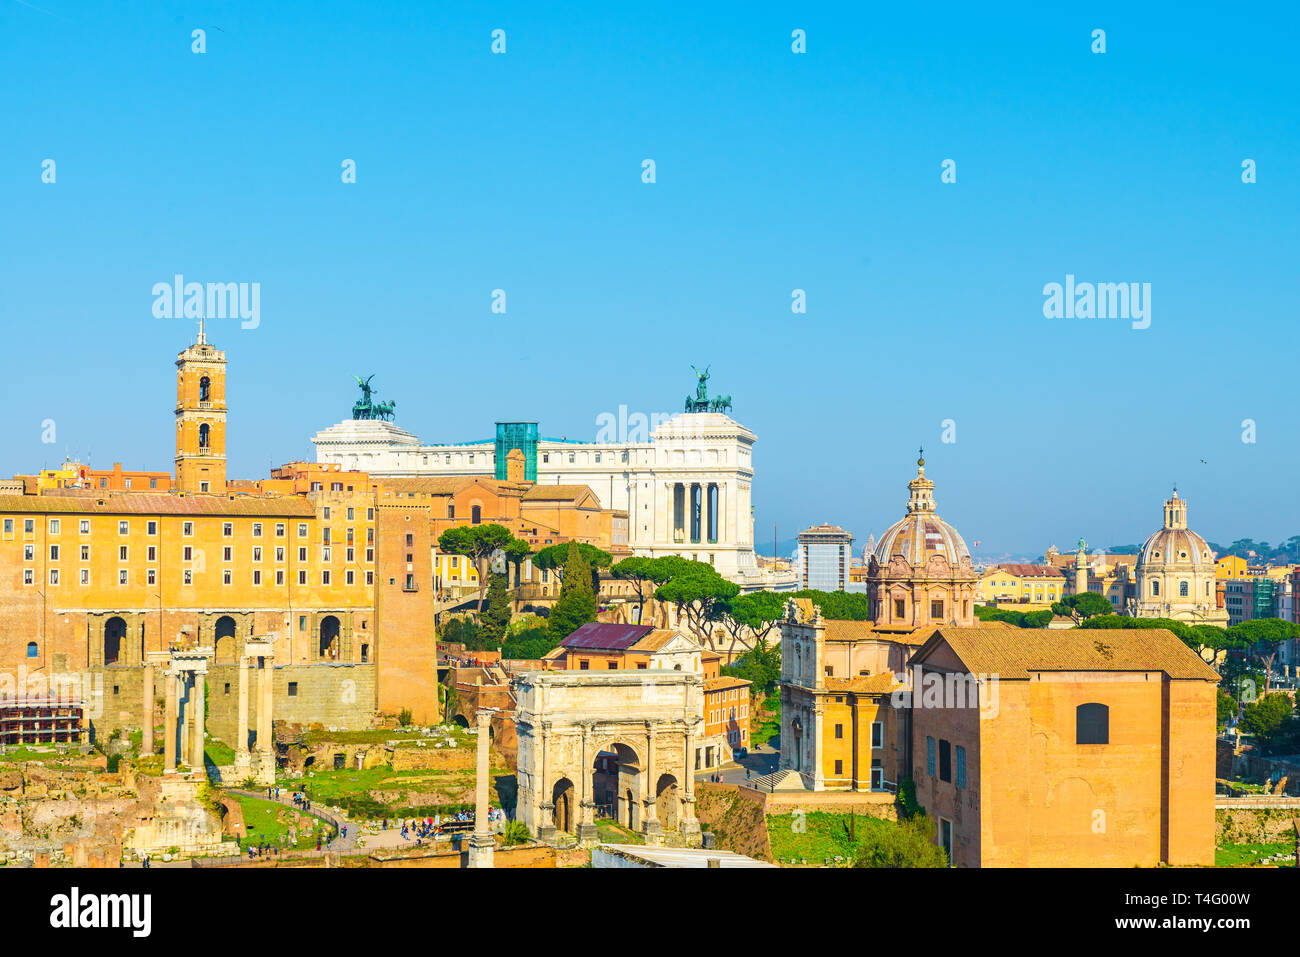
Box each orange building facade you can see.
[909,626,1218,867]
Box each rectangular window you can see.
[223,569,232,585]
[223,546,233,562]
[926,736,935,776]
[322,570,331,585]
[183,546,192,561]
[4,519,13,534]
[147,569,155,586]
[119,545,128,561]
[49,544,59,561]
[366,570,373,585]
[275,569,285,586]
[182,521,193,536]
[23,570,33,585]
[80,569,89,585]
[346,570,355,585]
[23,544,33,561]
[49,569,59,585]
[834,723,843,739]
[930,600,944,619]
[183,569,192,585]
[48,519,60,534]
[276,547,285,562]
[894,598,906,618]
[287,682,298,697]
[253,570,261,585]
[223,522,233,537]
[834,759,843,775]
[80,545,90,561]
[147,520,157,535]
[298,523,308,537]
[252,546,262,562]
[956,746,967,787]
[276,523,285,537]
[147,545,156,561]
[939,739,952,783]
[298,570,307,585]
[252,522,262,537]
[119,521,129,535]
[120,570,129,585]
[871,721,883,749]
[346,507,354,521]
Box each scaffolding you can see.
[0,698,85,746]
[495,422,539,482]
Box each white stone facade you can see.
[313,412,786,589]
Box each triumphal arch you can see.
[514,671,703,846]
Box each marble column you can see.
[681,722,701,842]
[235,654,250,768]
[192,673,205,771]
[577,725,597,843]
[163,670,177,773]
[467,710,495,868]
[141,663,155,756]
[641,725,661,841]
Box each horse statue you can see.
[372,399,397,421]
[711,394,732,414]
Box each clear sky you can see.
[2,1,1295,558]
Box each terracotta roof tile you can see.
[913,627,1220,681]
[823,673,899,694]
[0,493,313,517]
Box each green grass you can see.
[749,697,781,749]
[1215,841,1296,867]
[235,795,323,850]
[595,818,644,845]
[294,761,512,817]
[766,810,947,868]
[204,737,236,767]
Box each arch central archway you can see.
[552,777,575,833]
[593,742,641,828]
[104,617,126,666]
[655,773,680,831]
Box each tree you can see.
[1227,618,1299,695]
[479,573,513,646]
[654,560,740,650]
[722,636,781,696]
[1238,692,1295,746]
[789,589,872,620]
[1216,688,1237,726]
[503,537,532,587]
[533,541,613,593]
[611,556,675,623]
[438,524,514,613]
[717,591,785,659]
[547,542,598,641]
[1050,591,1111,623]
[853,814,948,868]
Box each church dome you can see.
[873,455,972,570]
[1137,491,1215,569]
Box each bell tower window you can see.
[199,423,210,449]
[199,375,211,402]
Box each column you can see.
[257,655,272,757]
[141,663,155,756]
[812,705,825,790]
[235,654,250,767]
[163,670,177,773]
[537,722,556,842]
[577,725,597,842]
[192,672,205,771]
[178,675,191,767]
[682,723,699,832]
[642,725,660,839]
[467,710,496,867]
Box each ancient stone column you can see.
[163,670,177,773]
[177,675,190,768]
[235,654,250,768]
[141,663,155,756]
[257,655,272,756]
[467,710,495,868]
[192,672,205,771]
[577,725,597,843]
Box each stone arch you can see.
[452,713,469,728]
[104,616,126,666]
[214,615,238,663]
[552,777,576,833]
[655,773,680,831]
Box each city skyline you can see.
[4,2,1295,555]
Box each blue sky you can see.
[2,1,1296,558]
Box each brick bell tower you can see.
[174,319,227,494]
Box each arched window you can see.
[471,505,482,524]
[1077,703,1109,744]
[26,642,37,659]
[199,376,211,402]
[198,423,210,449]
[1152,580,1159,596]
[1179,581,1189,597]
[447,503,455,519]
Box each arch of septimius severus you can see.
[514,670,703,846]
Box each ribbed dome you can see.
[1138,527,1214,568]
[873,455,971,569]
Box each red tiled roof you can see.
[561,622,655,651]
